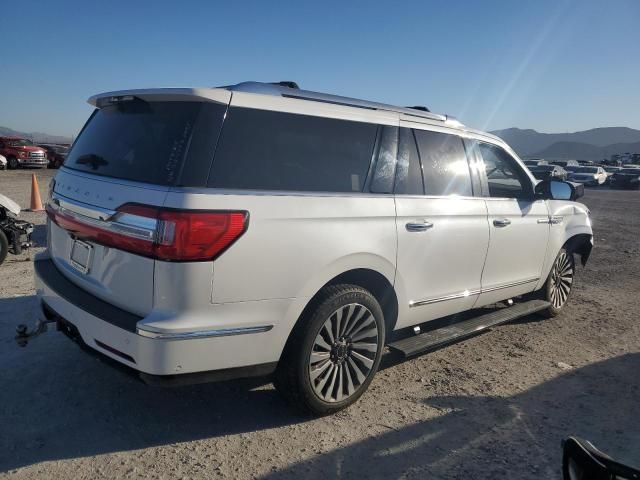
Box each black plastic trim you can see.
[35,258,142,332]
[139,362,278,387]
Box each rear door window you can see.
[413,129,473,196]
[65,100,227,186]
[208,108,377,192]
[394,128,424,195]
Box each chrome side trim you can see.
[136,325,274,340]
[479,277,540,293]
[409,277,540,308]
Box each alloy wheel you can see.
[308,303,379,403]
[550,251,574,308]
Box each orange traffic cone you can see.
[29,173,44,212]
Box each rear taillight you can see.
[46,202,248,262]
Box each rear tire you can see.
[0,230,8,265]
[274,284,385,415]
[536,248,575,318]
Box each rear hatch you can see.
[47,90,229,316]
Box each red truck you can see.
[0,136,48,169]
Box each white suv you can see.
[33,82,593,414]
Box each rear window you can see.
[208,108,377,192]
[65,100,226,186]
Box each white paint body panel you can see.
[34,85,594,380]
[394,196,489,328]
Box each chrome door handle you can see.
[406,221,434,232]
[493,218,511,227]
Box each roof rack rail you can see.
[270,81,299,89]
[406,106,430,112]
[223,82,451,123]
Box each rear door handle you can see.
[406,221,434,232]
[493,218,511,227]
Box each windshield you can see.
[604,167,620,172]
[53,146,69,154]
[575,167,598,173]
[65,100,226,186]
[533,165,554,171]
[7,139,34,147]
[620,169,640,174]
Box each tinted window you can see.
[65,101,226,186]
[369,126,398,194]
[394,128,424,195]
[209,108,377,192]
[478,143,531,199]
[414,130,472,196]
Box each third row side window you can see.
[208,108,378,192]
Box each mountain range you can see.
[490,127,640,161]
[0,126,72,145]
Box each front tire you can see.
[7,157,18,170]
[275,284,385,415]
[538,248,575,317]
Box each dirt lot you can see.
[1,168,639,479]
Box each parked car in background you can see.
[30,82,593,415]
[551,160,580,169]
[609,168,640,189]
[524,159,548,167]
[0,154,6,170]
[603,166,621,184]
[568,166,607,186]
[530,164,568,181]
[38,144,69,169]
[0,137,47,169]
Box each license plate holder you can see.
[70,239,93,274]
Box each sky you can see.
[1,0,639,137]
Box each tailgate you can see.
[48,169,169,316]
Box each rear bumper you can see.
[34,257,289,382]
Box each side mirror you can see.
[535,179,583,201]
[563,437,640,480]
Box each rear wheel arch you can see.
[287,268,398,347]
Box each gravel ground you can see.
[1,169,639,479]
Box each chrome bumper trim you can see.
[136,325,274,340]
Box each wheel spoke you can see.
[344,363,355,396]
[351,350,374,369]
[343,307,368,337]
[334,308,343,340]
[352,342,377,353]
[314,334,332,351]
[323,320,335,344]
[335,365,345,402]
[351,326,378,342]
[310,359,332,381]
[324,363,340,401]
[346,313,373,339]
[310,351,330,364]
[315,363,335,392]
[347,357,366,384]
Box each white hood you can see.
[0,193,21,216]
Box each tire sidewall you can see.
[0,229,8,265]
[296,288,385,414]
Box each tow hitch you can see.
[15,318,57,347]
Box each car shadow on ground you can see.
[0,295,306,473]
[261,352,640,479]
[2,295,637,476]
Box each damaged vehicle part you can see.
[0,193,34,265]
